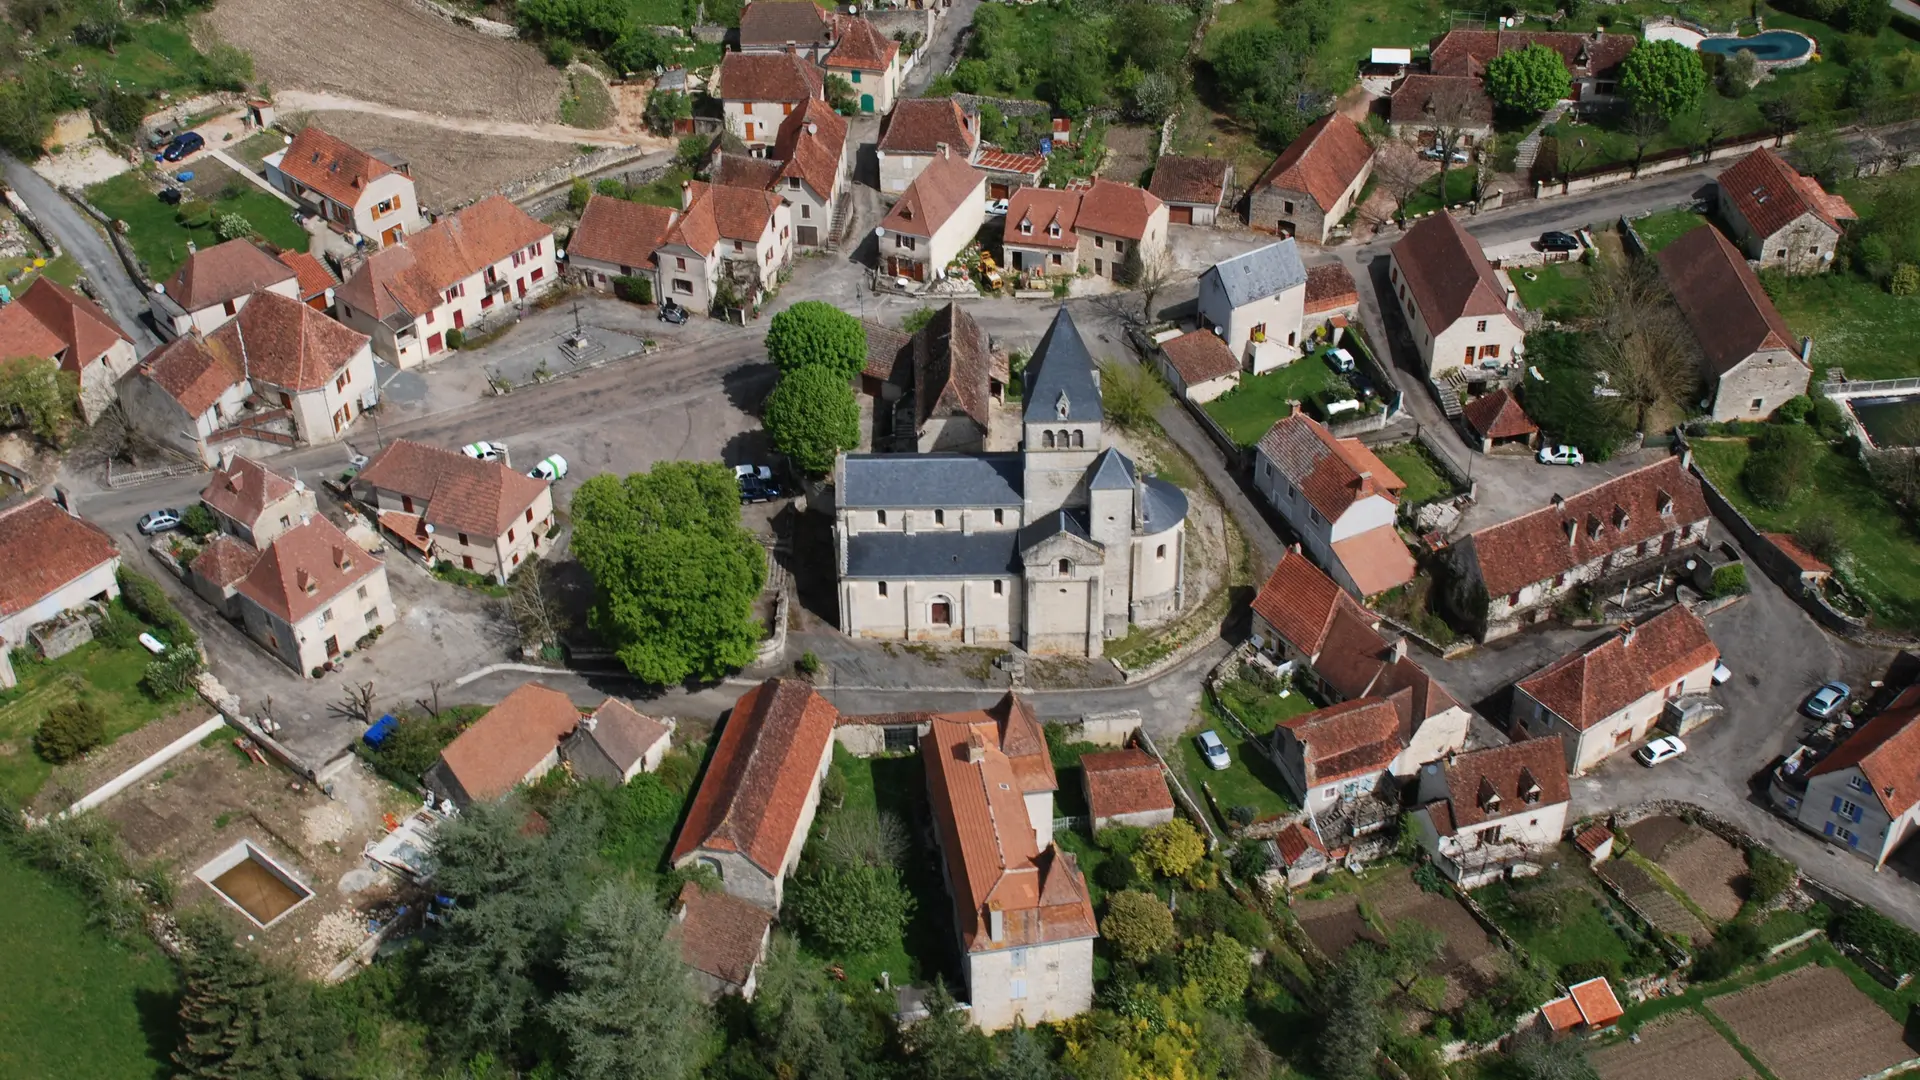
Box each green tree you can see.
[173,910,345,1079]
[993,1023,1060,1080]
[1132,818,1204,879]
[0,356,80,442]
[607,28,673,75]
[571,462,768,685]
[1746,846,1796,905]
[215,213,254,241]
[1101,889,1176,963]
[908,981,996,1080]
[1721,47,1761,97]
[1094,359,1168,432]
[784,860,913,954]
[766,300,867,381]
[763,365,859,476]
[1131,70,1179,126]
[901,305,938,335]
[71,0,130,52]
[569,177,592,212]
[547,877,707,1080]
[34,698,108,764]
[1316,958,1385,1080]
[1484,43,1573,114]
[1182,931,1253,1006]
[1846,0,1893,33]
[0,64,77,159]
[825,74,857,113]
[1620,39,1708,120]
[643,89,692,136]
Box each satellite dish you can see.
[874,226,886,237]
[154,283,166,294]
[424,524,435,534]
[282,135,292,145]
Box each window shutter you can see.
[1848,832,1859,849]
[1832,796,1844,813]
[1824,822,1835,836]
[1852,803,1864,823]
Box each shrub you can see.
[785,861,913,954]
[1712,562,1749,597]
[1794,517,1844,562]
[1103,890,1176,963]
[1831,903,1920,973]
[1230,840,1270,880]
[1133,818,1205,880]
[1412,862,1449,895]
[35,698,108,763]
[1691,921,1764,981]
[179,502,217,538]
[568,177,590,213]
[796,650,821,675]
[1746,845,1796,905]
[1742,423,1817,509]
[214,213,253,242]
[445,328,465,350]
[544,38,574,66]
[1181,932,1252,1006]
[1810,397,1847,436]
[1891,264,1920,297]
[1229,805,1257,826]
[1775,395,1814,424]
[612,275,653,304]
[1559,958,1621,986]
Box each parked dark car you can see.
[658,298,689,324]
[158,187,183,205]
[159,131,204,162]
[1539,230,1582,252]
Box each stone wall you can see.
[511,151,674,218]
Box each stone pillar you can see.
[1085,571,1103,658]
[962,580,977,644]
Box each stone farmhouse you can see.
[228,514,395,678]
[1389,29,1636,145]
[877,148,985,284]
[1388,74,1495,149]
[1791,685,1920,867]
[1411,737,1571,887]
[0,277,137,424]
[856,303,1011,453]
[1148,154,1233,226]
[1272,697,1409,809]
[1002,179,1168,285]
[1659,225,1811,422]
[150,238,299,340]
[1154,329,1241,405]
[1388,213,1523,379]
[200,452,317,548]
[0,497,121,690]
[833,309,1189,657]
[1715,147,1856,275]
[1252,406,1417,599]
[561,699,674,786]
[877,97,978,194]
[1197,239,1308,372]
[1512,603,1720,774]
[717,50,825,149]
[353,439,555,585]
[265,127,423,249]
[428,682,583,807]
[1444,454,1711,640]
[1248,113,1375,244]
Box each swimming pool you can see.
[1698,30,1815,62]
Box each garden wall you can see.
[1534,131,1797,201]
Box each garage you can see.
[1169,205,1193,225]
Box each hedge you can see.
[613,275,653,305]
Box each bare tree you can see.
[1131,246,1178,326]
[1368,141,1428,228]
[1423,80,1487,207]
[1626,111,1665,177]
[1585,259,1701,433]
[506,561,565,657]
[334,681,376,726]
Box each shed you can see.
[1079,748,1175,832]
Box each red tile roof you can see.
[277,127,399,211]
[878,97,976,155]
[662,181,722,257]
[861,318,913,382]
[1309,605,1459,727]
[1429,29,1637,79]
[235,515,383,626]
[1257,406,1407,523]
[1718,147,1856,241]
[0,498,119,620]
[718,51,824,104]
[671,882,772,986]
[973,147,1047,177]
[355,439,549,537]
[1540,996,1585,1032]
[715,153,784,190]
[1073,179,1163,242]
[1462,388,1539,440]
[1331,526,1420,598]
[737,0,829,48]
[671,678,839,877]
[1568,976,1624,1027]
[568,195,676,270]
[1422,737,1569,836]
[1159,330,1240,386]
[1149,155,1232,207]
[1250,548,1372,655]
[1517,605,1719,731]
[1254,113,1374,213]
[825,13,899,71]
[1304,262,1359,314]
[1658,225,1803,379]
[201,454,298,528]
[1005,186,1080,250]
[1807,686,1920,817]
[705,183,783,244]
[190,533,261,589]
[880,150,984,239]
[1392,213,1514,329]
[1275,821,1329,865]
[923,704,1096,953]
[1463,455,1710,598]
[1079,749,1173,821]
[276,250,336,303]
[135,334,243,416]
[773,99,848,198]
[1765,532,1832,575]
[207,289,368,392]
[0,278,131,375]
[338,196,550,319]
[437,682,581,802]
[1281,697,1405,787]
[1574,822,1614,856]
[913,303,992,431]
[163,239,299,313]
[1389,74,1494,127]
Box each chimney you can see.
[219,445,236,472]
[935,141,950,159]
[580,712,598,732]
[1621,621,1638,645]
[987,906,1005,942]
[966,729,987,764]
[1550,493,1565,510]
[1389,637,1409,663]
[681,180,694,210]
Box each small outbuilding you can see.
[1155,330,1241,405]
[562,698,674,785]
[1461,388,1540,453]
[1274,821,1332,887]
[669,882,773,1001]
[1079,748,1175,832]
[1538,976,1624,1037]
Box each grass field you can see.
[86,167,309,282]
[1631,208,1715,254]
[1202,352,1344,447]
[51,19,218,99]
[1404,169,1476,218]
[1478,880,1639,977]
[1764,271,1920,382]
[0,253,81,291]
[227,130,290,174]
[1375,441,1457,508]
[1180,699,1299,824]
[1508,260,1590,315]
[1690,436,1920,633]
[0,852,177,1080]
[1213,672,1319,736]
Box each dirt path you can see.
[273,91,647,148]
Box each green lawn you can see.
[1213,672,1319,736]
[52,19,214,99]
[227,130,290,174]
[1179,706,1298,824]
[0,608,196,807]
[0,253,81,291]
[1631,208,1715,254]
[1764,271,1920,382]
[1507,260,1590,316]
[1374,441,1456,508]
[1691,436,1920,632]
[1202,351,1344,447]
[1403,169,1476,218]
[1476,881,1640,977]
[0,851,177,1079]
[1208,0,1448,93]
[86,168,308,282]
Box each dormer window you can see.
[1019,217,1032,235]
[1047,222,1061,238]
[1613,505,1629,530]
[1565,519,1578,545]
[1657,489,1674,516]
[1519,768,1542,804]
[1587,514,1603,540]
[1477,775,1501,813]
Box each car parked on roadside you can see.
[1539,230,1582,252]
[1713,662,1732,685]
[985,198,1009,216]
[1196,730,1231,770]
[527,454,569,482]
[159,131,204,162]
[137,508,182,535]
[1637,736,1687,767]
[1537,444,1584,466]
[658,299,689,324]
[1804,681,1851,720]
[462,441,506,462]
[735,464,782,503]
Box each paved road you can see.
[903,0,980,97]
[2,151,160,353]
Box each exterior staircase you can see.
[1432,368,1468,421]
[1514,102,1570,174]
[825,191,854,253]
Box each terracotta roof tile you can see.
[671,678,839,877]
[1807,687,1920,816]
[1250,548,1371,655]
[1464,456,1709,598]
[671,883,772,985]
[0,278,130,375]
[207,289,368,392]
[1281,697,1405,787]
[1079,749,1173,821]
[190,533,261,589]
[718,51,824,104]
[1389,74,1494,126]
[825,13,899,71]
[1149,155,1232,206]
[1765,532,1831,575]
[1429,29,1636,79]
[1331,527,1420,598]
[355,439,549,537]
[737,1,830,48]
[1540,996,1585,1032]
[1004,186,1080,249]
[1424,737,1568,835]
[201,454,298,527]
[1717,147,1855,240]
[880,150,984,238]
[662,182,721,256]
[1254,113,1374,212]
[0,498,119,619]
[1392,213,1514,328]
[1462,388,1538,440]
[714,153,784,190]
[568,195,676,270]
[162,239,297,313]
[235,515,383,626]
[1517,605,1719,731]
[1304,262,1359,314]
[1569,977,1623,1027]
[437,682,581,802]
[1658,225,1803,378]
[276,250,336,303]
[1307,607,1459,728]
[914,303,992,431]
[277,127,398,211]
[1159,330,1239,386]
[1072,179,1162,242]
[861,319,913,382]
[878,97,976,155]
[1574,822,1614,856]
[135,334,244,416]
[773,99,848,197]
[1257,408,1406,523]
[973,147,1046,177]
[706,184,783,244]
[1275,821,1328,865]
[339,197,549,319]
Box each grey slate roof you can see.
[1023,308,1103,424]
[845,530,1022,578]
[840,453,1023,508]
[1140,477,1189,534]
[1018,509,1097,553]
[1088,448,1135,490]
[1203,240,1308,309]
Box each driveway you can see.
[2,151,160,353]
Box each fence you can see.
[1137,727,1220,850]
[1821,376,1920,400]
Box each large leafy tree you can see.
[1208,26,1324,148]
[1620,39,1708,120]
[1484,43,1572,114]
[1181,931,1253,1007]
[906,981,996,1080]
[763,364,859,476]
[571,461,768,685]
[766,300,867,381]
[173,910,346,1079]
[1100,889,1175,963]
[784,861,914,954]
[547,878,706,1080]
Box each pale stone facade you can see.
[1197,241,1309,372]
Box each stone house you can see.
[1793,685,1920,867]
[265,127,423,248]
[199,452,317,547]
[769,101,849,247]
[1148,155,1232,227]
[1411,737,1570,887]
[822,13,903,114]
[0,498,120,690]
[352,439,555,584]
[1461,388,1540,453]
[1002,186,1081,278]
[335,196,556,367]
[1658,225,1810,422]
[717,51,825,148]
[1387,214,1523,378]
[1387,75,1495,149]
[877,148,985,283]
[1444,454,1711,641]
[1429,29,1637,107]
[856,303,1008,452]
[1079,749,1175,832]
[187,534,260,618]
[1196,239,1308,372]
[428,682,582,806]
[0,278,137,424]
[560,698,674,785]
[1272,697,1406,808]
[1154,330,1241,405]
[876,97,978,194]
[923,696,1097,1031]
[566,195,678,295]
[1071,179,1169,284]
[1512,603,1721,774]
[1252,407,1416,599]
[1248,113,1375,243]
[233,515,395,677]
[1715,147,1856,275]
[737,0,836,59]
[149,239,299,340]
[671,678,838,911]
[116,335,253,466]
[670,883,773,1001]
[1274,822,1332,887]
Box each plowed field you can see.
[1709,965,1916,1080]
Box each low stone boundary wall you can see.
[1535,130,1795,200]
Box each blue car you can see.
[159,131,204,162]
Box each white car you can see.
[138,632,168,655]
[462,441,505,462]
[1196,730,1231,771]
[1636,736,1686,767]
[985,198,1009,216]
[527,454,569,482]
[1537,444,1585,466]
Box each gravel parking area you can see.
[1592,1012,1753,1080]
[1708,965,1917,1080]
[1660,827,1749,923]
